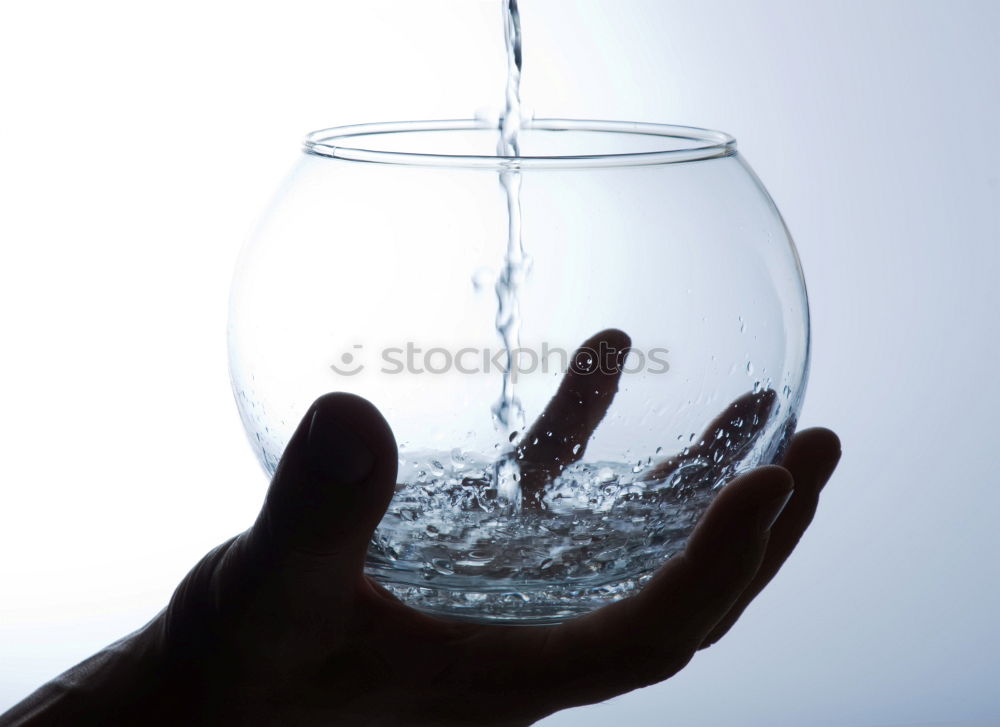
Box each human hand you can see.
[1,339,840,727]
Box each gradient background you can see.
[1,1,998,725]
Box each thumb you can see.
[253,392,398,569]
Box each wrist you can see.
[1,616,176,726]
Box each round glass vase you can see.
[228,119,810,623]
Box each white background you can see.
[1,1,998,725]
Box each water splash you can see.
[366,440,760,620]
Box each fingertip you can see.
[793,427,842,458]
[783,427,842,490]
[712,465,794,514]
[572,328,633,376]
[751,463,795,488]
[259,392,398,558]
[584,327,631,350]
[308,392,398,457]
[302,390,399,506]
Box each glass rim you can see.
[303,118,737,169]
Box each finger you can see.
[181,395,397,659]
[518,328,631,498]
[250,392,398,570]
[699,427,841,648]
[534,465,793,705]
[644,388,778,485]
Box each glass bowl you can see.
[228,119,809,622]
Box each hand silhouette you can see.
[1,335,840,727]
[515,329,782,511]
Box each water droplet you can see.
[432,558,455,575]
[572,443,582,455]
[655,446,663,454]
[746,360,754,375]
[471,267,495,292]
[508,430,519,442]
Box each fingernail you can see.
[757,488,794,534]
[305,406,375,485]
